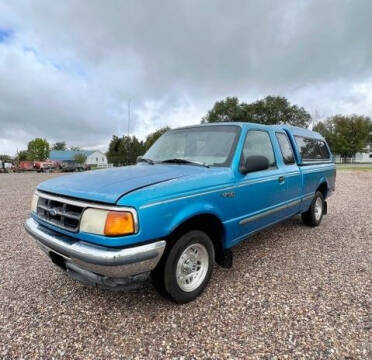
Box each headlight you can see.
[31,193,39,213]
[80,208,136,236]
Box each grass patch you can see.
[336,165,372,171]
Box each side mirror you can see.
[136,156,143,163]
[240,155,269,174]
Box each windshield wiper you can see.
[161,158,209,168]
[137,157,155,165]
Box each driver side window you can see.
[241,130,276,168]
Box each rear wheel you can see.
[302,191,324,227]
[152,230,214,304]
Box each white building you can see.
[49,150,109,167]
[334,143,372,163]
[354,143,372,163]
[85,151,108,166]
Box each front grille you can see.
[36,195,84,232]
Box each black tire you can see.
[302,191,324,227]
[151,230,214,304]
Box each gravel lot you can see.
[0,171,371,359]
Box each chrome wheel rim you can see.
[314,197,323,221]
[176,243,209,292]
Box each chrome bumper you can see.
[25,218,166,283]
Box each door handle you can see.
[278,176,285,183]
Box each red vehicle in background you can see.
[18,161,35,171]
[17,160,60,172]
[33,160,60,172]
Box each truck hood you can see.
[37,163,210,204]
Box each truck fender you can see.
[167,200,224,235]
[317,176,329,192]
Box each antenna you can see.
[127,99,131,136]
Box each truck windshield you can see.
[143,125,241,167]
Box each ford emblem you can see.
[49,209,57,217]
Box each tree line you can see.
[106,96,371,164]
[203,96,371,159]
[313,115,372,158]
[8,127,170,165]
[202,96,311,128]
[107,127,169,166]
[12,140,86,163]
[2,95,370,164]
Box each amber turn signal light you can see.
[104,211,135,236]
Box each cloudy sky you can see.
[0,0,371,155]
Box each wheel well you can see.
[317,182,328,199]
[168,214,225,260]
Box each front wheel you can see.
[302,191,324,227]
[152,230,214,304]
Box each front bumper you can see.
[25,218,166,289]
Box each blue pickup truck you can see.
[25,123,336,303]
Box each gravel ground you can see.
[0,172,371,359]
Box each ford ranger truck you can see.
[25,123,336,303]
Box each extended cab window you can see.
[317,140,330,159]
[241,130,276,168]
[276,132,295,165]
[295,136,330,161]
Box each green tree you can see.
[120,136,145,165]
[70,146,81,151]
[202,97,244,123]
[52,142,66,151]
[313,120,333,148]
[202,96,311,128]
[245,96,311,127]
[106,136,122,166]
[312,121,328,136]
[144,127,170,151]
[73,153,87,164]
[107,135,145,166]
[314,115,371,157]
[16,150,30,162]
[27,138,50,161]
[0,154,12,161]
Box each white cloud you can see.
[135,96,205,141]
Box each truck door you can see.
[275,131,302,216]
[232,129,290,242]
